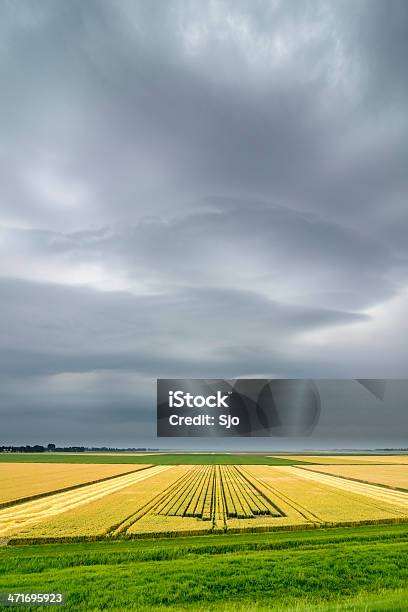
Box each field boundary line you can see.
[0,466,172,538]
[233,466,283,517]
[8,516,408,545]
[298,466,408,493]
[287,467,408,516]
[154,467,199,516]
[239,466,323,524]
[158,466,204,517]
[0,464,155,511]
[107,466,198,535]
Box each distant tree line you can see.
[0,444,159,453]
[0,445,84,453]
[376,448,408,451]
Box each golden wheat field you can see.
[245,466,408,523]
[0,465,170,538]
[4,465,192,540]
[280,455,408,464]
[0,463,151,507]
[1,461,408,543]
[302,464,408,490]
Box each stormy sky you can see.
[1,0,407,449]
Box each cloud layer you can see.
[1,1,407,447]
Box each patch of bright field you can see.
[302,464,408,490]
[0,463,151,507]
[279,455,408,465]
[4,463,408,544]
[6,466,192,541]
[245,465,408,524]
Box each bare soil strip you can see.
[0,465,171,537]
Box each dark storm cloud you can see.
[1,0,407,447]
[0,277,366,380]
[1,201,400,310]
[1,1,408,232]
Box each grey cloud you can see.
[1,201,399,310]
[1,0,407,447]
[1,1,407,234]
[0,277,365,380]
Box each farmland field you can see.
[1,524,407,611]
[245,465,408,524]
[1,457,408,543]
[0,466,175,540]
[0,463,152,508]
[2,466,192,540]
[282,454,408,464]
[301,464,408,491]
[0,454,407,611]
[0,453,304,465]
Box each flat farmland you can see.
[1,525,407,612]
[126,465,310,536]
[0,453,304,465]
[281,454,408,464]
[3,465,191,541]
[0,463,152,508]
[345,455,408,464]
[1,458,298,541]
[245,466,408,524]
[1,456,407,612]
[302,464,408,491]
[3,465,309,542]
[2,460,408,544]
[0,465,171,539]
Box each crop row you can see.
[6,464,407,543]
[0,463,149,508]
[301,465,408,492]
[143,465,284,525]
[220,466,283,519]
[156,465,214,519]
[245,466,408,524]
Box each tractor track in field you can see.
[298,466,408,493]
[283,467,408,516]
[110,465,290,536]
[0,465,154,511]
[239,466,324,524]
[0,465,171,537]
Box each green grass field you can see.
[1,525,407,611]
[0,453,305,465]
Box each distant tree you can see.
[47,443,56,451]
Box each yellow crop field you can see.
[279,455,408,465]
[0,465,173,539]
[284,467,408,512]
[127,513,212,536]
[113,465,314,536]
[302,465,408,490]
[224,465,313,531]
[0,463,150,507]
[3,461,408,544]
[245,466,408,524]
[347,456,408,464]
